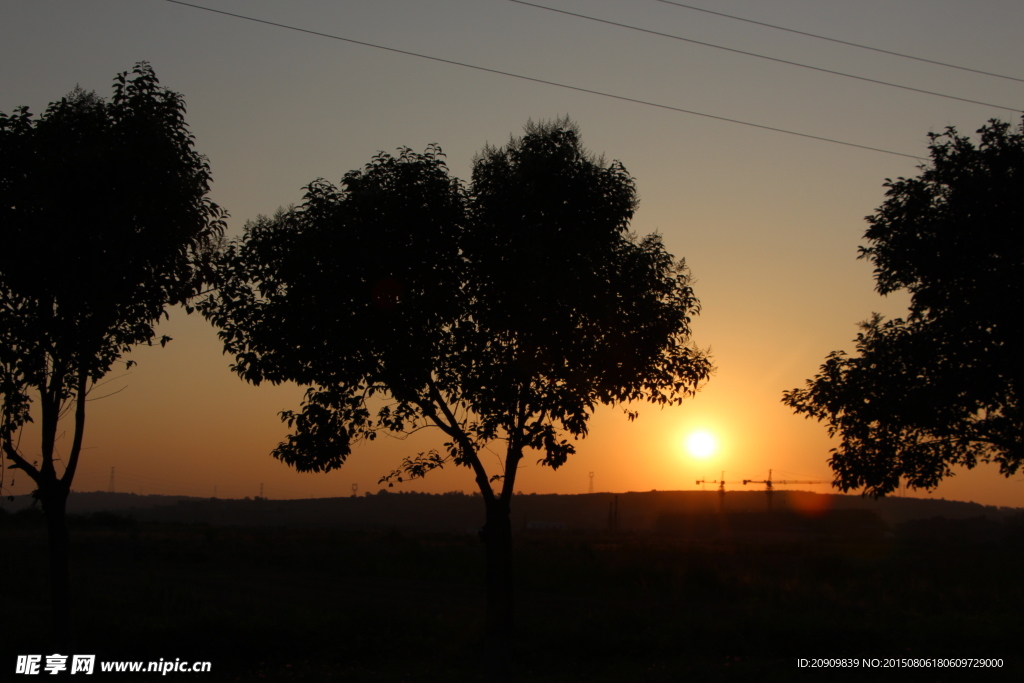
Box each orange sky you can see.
[3,0,1023,508]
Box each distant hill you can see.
[3,491,199,514]
[3,489,1020,534]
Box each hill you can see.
[4,488,1019,534]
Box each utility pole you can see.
[607,494,619,532]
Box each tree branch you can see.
[39,357,64,480]
[60,372,88,488]
[499,403,529,504]
[2,435,41,487]
[425,377,495,505]
[380,424,435,439]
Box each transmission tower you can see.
[588,471,594,494]
[351,483,359,497]
[108,467,115,494]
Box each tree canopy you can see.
[0,62,226,645]
[201,118,712,633]
[783,118,1024,496]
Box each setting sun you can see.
[686,431,717,459]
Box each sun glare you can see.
[686,431,717,459]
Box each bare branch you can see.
[2,435,41,486]
[84,384,129,402]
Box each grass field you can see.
[3,511,1021,681]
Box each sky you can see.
[2,0,1022,507]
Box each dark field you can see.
[3,511,1021,681]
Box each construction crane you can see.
[742,469,826,510]
[696,471,726,492]
[696,471,727,512]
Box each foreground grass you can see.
[2,514,1021,681]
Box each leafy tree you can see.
[201,119,711,635]
[783,118,1023,496]
[0,63,226,646]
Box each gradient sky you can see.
[3,0,1022,506]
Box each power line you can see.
[655,0,1024,84]
[161,1,923,160]
[508,1,1020,112]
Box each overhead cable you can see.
[508,1,1020,112]
[655,0,1024,84]
[161,0,924,160]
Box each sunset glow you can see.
[1,1,1021,509]
[686,431,717,459]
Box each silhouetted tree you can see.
[783,118,1023,497]
[201,119,711,636]
[0,63,226,647]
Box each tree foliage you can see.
[202,118,712,633]
[783,118,1024,496]
[462,121,710,466]
[208,144,467,472]
[0,63,226,644]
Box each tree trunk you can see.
[40,484,74,652]
[481,499,514,638]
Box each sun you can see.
[685,431,717,459]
